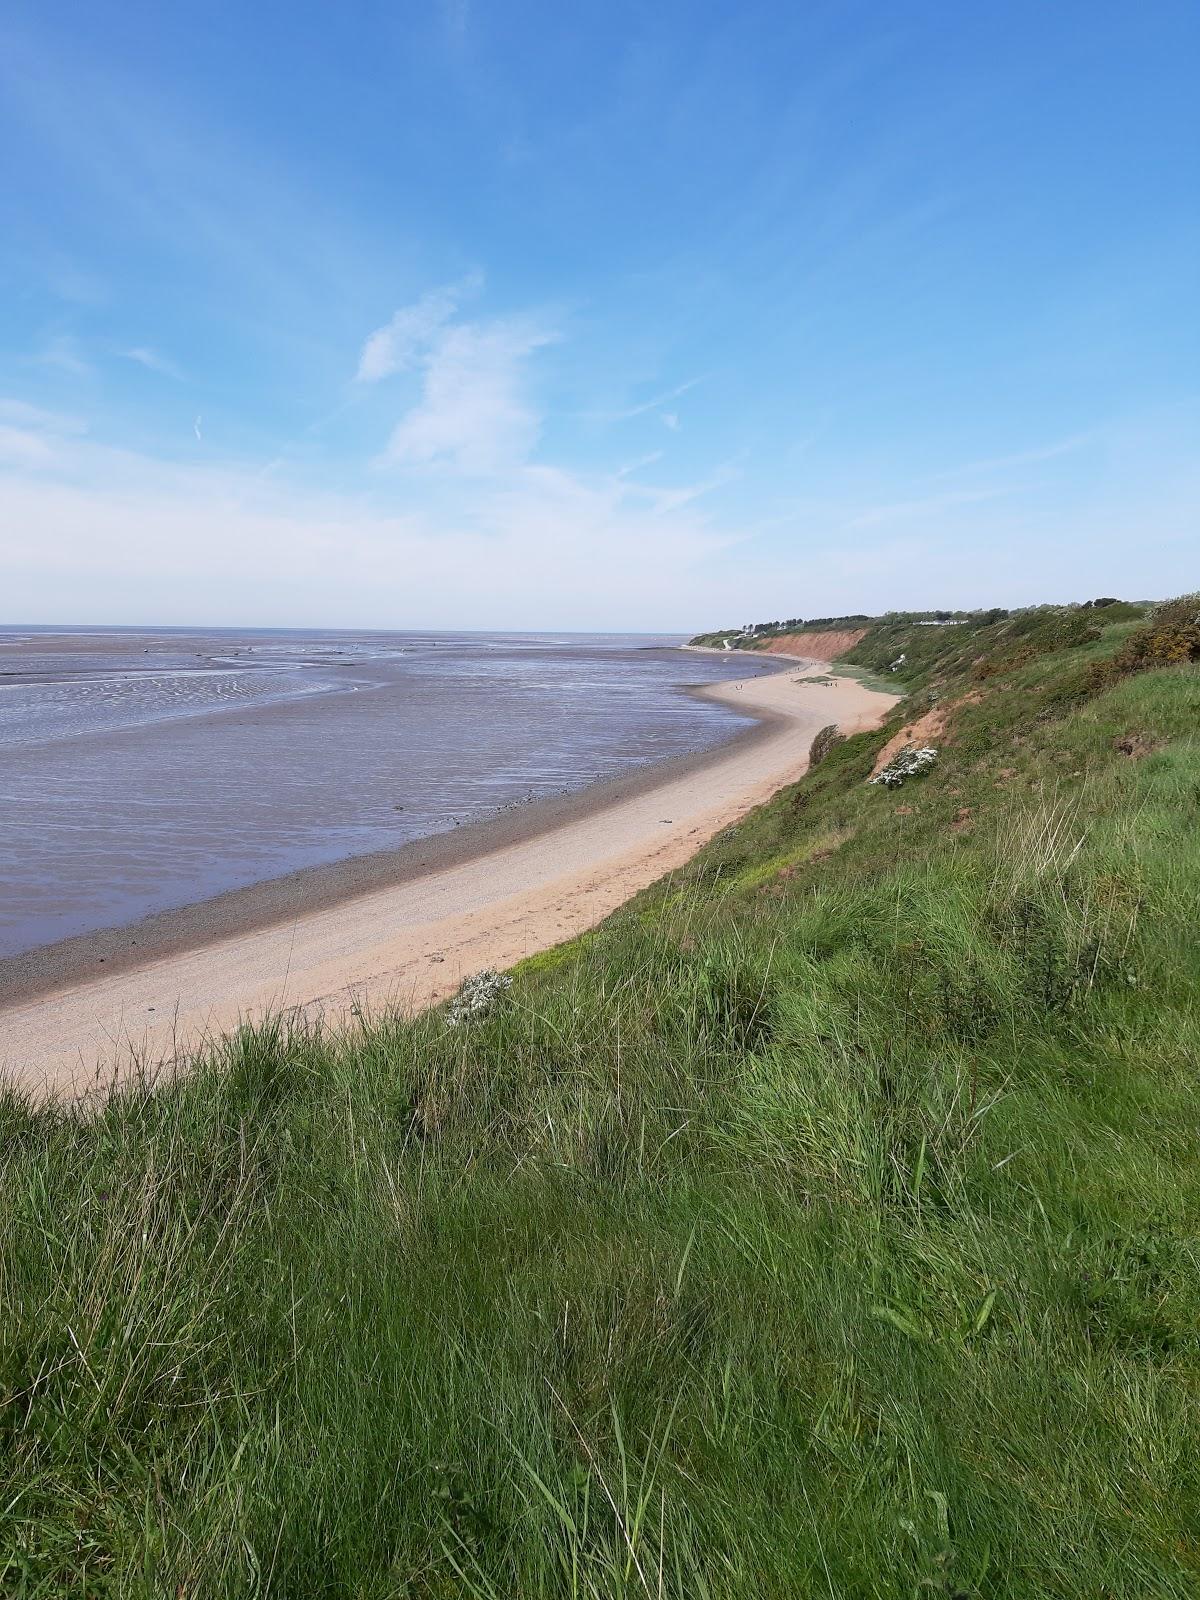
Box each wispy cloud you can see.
[384,316,556,473]
[842,434,1094,531]
[1,22,388,337]
[583,377,704,430]
[0,397,86,434]
[927,435,1091,481]
[360,280,556,475]
[0,428,743,629]
[0,425,56,468]
[355,274,482,383]
[121,345,185,380]
[626,461,742,515]
[0,396,88,469]
[846,486,1008,529]
[3,392,1197,629]
[614,377,704,420]
[36,334,92,377]
[616,450,664,477]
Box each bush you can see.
[808,724,845,767]
[1085,593,1200,694]
[869,744,938,788]
[446,968,512,1026]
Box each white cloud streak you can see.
[616,450,664,477]
[355,273,482,383]
[847,487,1008,529]
[927,435,1091,481]
[122,346,185,380]
[36,335,92,377]
[602,377,704,421]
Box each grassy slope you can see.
[3,610,1199,1597]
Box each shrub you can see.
[869,744,938,788]
[1086,593,1200,695]
[808,724,845,767]
[446,969,512,1026]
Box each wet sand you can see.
[0,660,896,1098]
[0,628,770,957]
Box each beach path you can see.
[0,663,895,1098]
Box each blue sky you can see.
[2,1,1196,629]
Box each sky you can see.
[1,1,1197,631]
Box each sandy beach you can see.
[0,658,895,1098]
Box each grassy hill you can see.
[688,599,1149,670]
[3,597,1199,1596]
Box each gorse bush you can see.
[1121,590,1200,666]
[1080,592,1200,696]
[2,601,1199,1596]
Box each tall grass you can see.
[2,635,1198,1595]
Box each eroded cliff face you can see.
[753,629,869,661]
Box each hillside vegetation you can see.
[688,598,1147,668]
[3,598,1200,1596]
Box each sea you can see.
[0,626,777,959]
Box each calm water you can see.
[0,626,775,957]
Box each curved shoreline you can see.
[0,679,785,1010]
[0,660,897,1098]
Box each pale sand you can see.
[0,661,895,1098]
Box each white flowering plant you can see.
[870,744,938,789]
[446,968,513,1027]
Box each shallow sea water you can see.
[0,627,775,957]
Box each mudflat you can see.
[0,661,895,1098]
